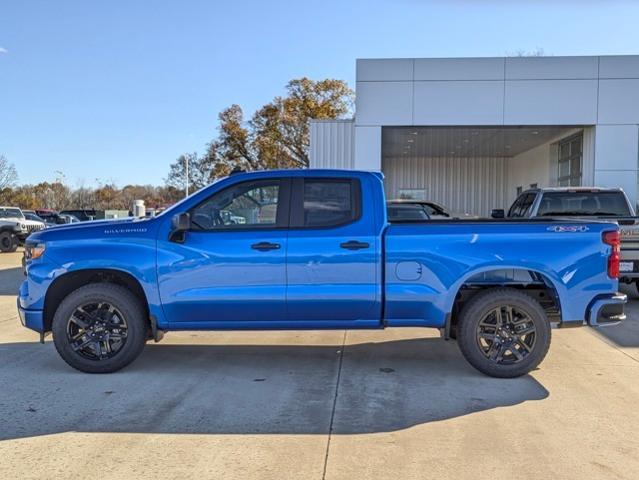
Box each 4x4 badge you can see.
[547,225,590,233]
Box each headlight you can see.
[24,243,45,261]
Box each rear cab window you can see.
[537,192,632,217]
[291,178,361,228]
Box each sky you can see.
[1,0,639,187]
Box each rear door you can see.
[286,177,381,326]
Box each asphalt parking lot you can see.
[1,250,639,479]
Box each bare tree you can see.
[0,155,18,189]
[507,48,547,57]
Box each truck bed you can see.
[383,220,618,328]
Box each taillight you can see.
[603,230,621,279]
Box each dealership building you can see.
[309,55,639,215]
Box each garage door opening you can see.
[382,126,592,216]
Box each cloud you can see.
[0,47,7,54]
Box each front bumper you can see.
[17,297,45,333]
[587,292,627,327]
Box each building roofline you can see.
[356,54,639,61]
[309,118,354,123]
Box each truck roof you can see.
[523,187,624,194]
[226,168,384,180]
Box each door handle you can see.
[340,240,370,250]
[251,241,281,251]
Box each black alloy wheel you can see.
[476,305,537,365]
[52,283,147,373]
[457,288,551,378]
[66,302,129,360]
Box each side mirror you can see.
[170,212,191,243]
[491,209,505,219]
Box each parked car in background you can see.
[0,220,22,252]
[20,210,47,237]
[387,199,479,222]
[20,169,625,377]
[37,211,79,226]
[0,206,26,222]
[492,187,639,287]
[389,199,451,219]
[0,207,28,246]
[387,202,430,222]
[35,210,62,224]
[58,213,81,224]
[59,209,99,221]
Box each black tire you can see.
[457,288,551,378]
[52,283,148,373]
[0,231,15,252]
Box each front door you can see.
[157,178,290,327]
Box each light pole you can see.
[184,155,189,198]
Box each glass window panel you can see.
[303,180,354,227]
[191,180,280,230]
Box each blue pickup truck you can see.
[19,169,626,377]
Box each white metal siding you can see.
[309,120,354,169]
[382,156,507,216]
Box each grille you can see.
[26,224,44,234]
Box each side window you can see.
[509,194,535,218]
[520,194,536,217]
[190,180,281,230]
[301,179,359,228]
[508,195,525,217]
[423,205,438,216]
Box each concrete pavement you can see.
[1,250,638,479]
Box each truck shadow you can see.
[0,336,549,440]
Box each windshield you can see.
[537,192,632,217]
[0,208,24,219]
[156,178,226,218]
[25,213,44,222]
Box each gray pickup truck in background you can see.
[492,187,639,289]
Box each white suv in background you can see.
[0,207,45,245]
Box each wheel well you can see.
[448,269,561,339]
[43,269,150,332]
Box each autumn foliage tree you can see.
[0,182,182,211]
[166,78,353,189]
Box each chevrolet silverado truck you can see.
[492,187,639,287]
[19,170,626,377]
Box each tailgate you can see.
[616,218,639,271]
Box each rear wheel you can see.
[52,283,147,373]
[457,288,551,378]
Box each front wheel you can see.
[52,283,148,373]
[457,288,551,378]
[0,231,17,252]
